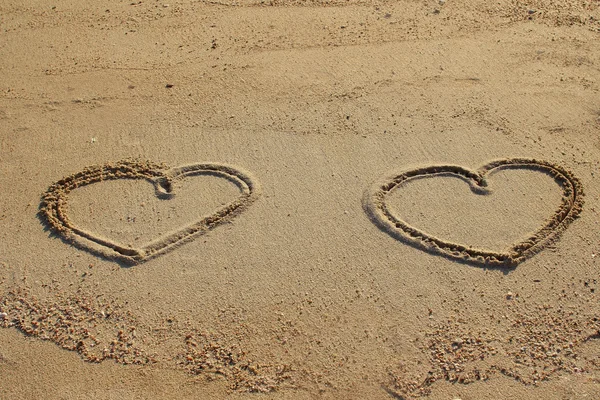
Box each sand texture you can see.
[1,1,600,399]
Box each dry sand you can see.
[1,1,600,399]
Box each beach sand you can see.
[1,1,599,398]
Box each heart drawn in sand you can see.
[363,158,584,267]
[40,160,260,264]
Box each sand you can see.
[1,1,599,399]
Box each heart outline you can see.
[40,160,260,264]
[363,158,584,268]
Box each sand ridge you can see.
[39,160,261,264]
[364,158,584,268]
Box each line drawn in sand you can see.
[363,158,584,268]
[40,160,261,264]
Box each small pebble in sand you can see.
[0,312,7,320]
[506,291,514,300]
